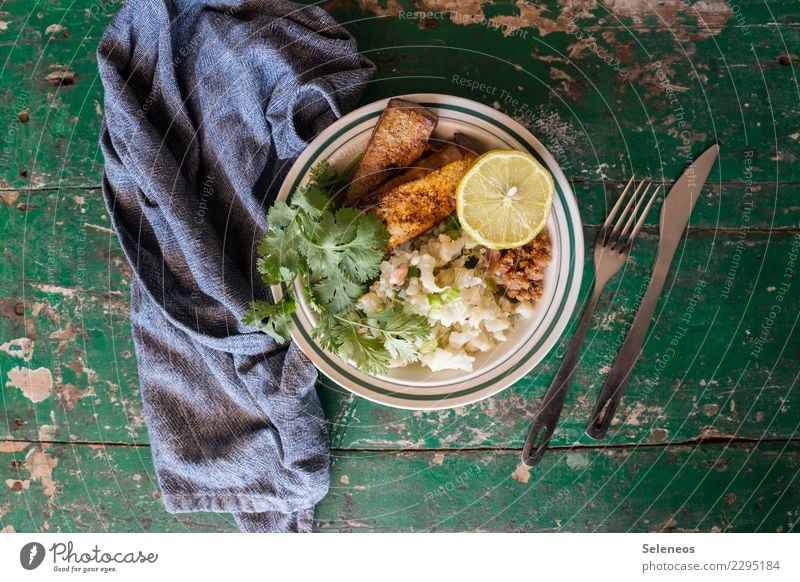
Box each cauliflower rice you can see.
[357,223,539,372]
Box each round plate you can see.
[272,93,584,410]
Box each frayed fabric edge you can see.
[160,490,317,532]
[160,489,325,515]
[233,508,315,533]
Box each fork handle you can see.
[521,284,602,467]
[586,255,671,440]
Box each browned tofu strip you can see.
[366,144,465,199]
[365,153,477,250]
[345,98,438,206]
[364,133,479,200]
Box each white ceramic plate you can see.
[272,93,584,410]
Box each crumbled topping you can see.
[485,232,552,301]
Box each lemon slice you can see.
[456,149,555,249]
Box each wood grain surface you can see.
[0,0,797,533]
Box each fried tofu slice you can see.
[362,152,477,250]
[366,143,466,199]
[345,98,438,206]
[365,133,479,199]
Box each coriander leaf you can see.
[259,201,304,284]
[309,160,338,189]
[257,251,281,283]
[279,266,294,281]
[315,209,353,249]
[356,210,390,247]
[246,158,393,376]
[346,327,393,375]
[297,212,338,276]
[319,318,392,375]
[292,185,330,220]
[375,306,431,364]
[374,305,432,344]
[257,255,283,284]
[301,208,387,283]
[303,282,325,315]
[313,313,393,375]
[339,211,389,282]
[333,206,362,234]
[257,228,302,284]
[312,273,365,314]
[267,200,298,230]
[242,298,296,343]
[313,306,429,374]
[382,335,419,363]
[311,312,342,353]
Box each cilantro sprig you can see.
[244,161,431,375]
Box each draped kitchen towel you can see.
[97,0,376,532]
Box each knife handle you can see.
[585,256,670,440]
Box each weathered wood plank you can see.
[1,441,797,532]
[0,188,130,292]
[1,2,799,189]
[2,0,799,46]
[0,282,143,445]
[2,229,797,447]
[0,0,798,535]
[346,17,800,185]
[0,177,794,319]
[2,176,795,278]
[0,441,235,532]
[0,0,121,46]
[320,443,800,532]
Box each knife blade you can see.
[585,144,720,440]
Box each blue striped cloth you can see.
[97,0,375,532]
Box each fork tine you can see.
[628,184,662,242]
[603,175,636,230]
[618,180,655,241]
[609,178,648,242]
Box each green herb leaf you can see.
[295,202,388,313]
[308,160,338,189]
[311,305,430,374]
[346,327,394,375]
[373,305,431,364]
[382,335,419,363]
[246,160,405,374]
[292,185,330,221]
[312,313,393,375]
[340,211,389,283]
[312,273,365,314]
[257,228,302,284]
[242,298,296,343]
[373,305,431,343]
[267,200,298,229]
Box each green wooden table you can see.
[1,0,798,533]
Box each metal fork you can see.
[520,176,662,467]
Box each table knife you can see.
[585,144,720,440]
